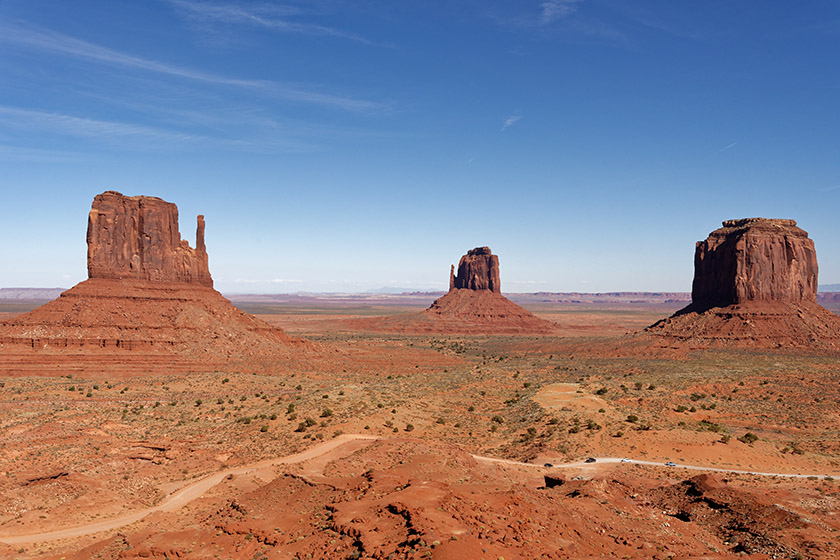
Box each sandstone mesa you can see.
[648,218,840,348]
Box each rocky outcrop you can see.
[647,218,840,348]
[87,191,212,287]
[691,218,817,311]
[0,191,299,375]
[451,247,500,293]
[417,247,553,333]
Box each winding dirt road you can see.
[1,434,836,545]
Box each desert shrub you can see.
[738,432,759,444]
[404,424,414,432]
[675,405,688,413]
[294,422,307,432]
[698,420,722,432]
[269,413,277,420]
[260,425,268,432]
[320,408,333,418]
[195,399,202,406]
[287,404,295,414]
[468,405,475,412]
[491,415,504,424]
[595,387,608,395]
[305,417,317,427]
[626,414,639,423]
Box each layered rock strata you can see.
[87,191,213,286]
[450,247,501,293]
[648,218,840,348]
[691,218,817,310]
[0,191,296,375]
[421,247,554,333]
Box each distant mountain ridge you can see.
[0,287,66,300]
[4,287,840,304]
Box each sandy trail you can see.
[0,434,378,545]
[2,434,837,545]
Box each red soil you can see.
[348,289,557,334]
[0,278,304,376]
[646,301,840,349]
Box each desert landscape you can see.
[0,193,839,560]
[2,4,840,559]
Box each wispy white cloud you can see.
[540,0,583,24]
[0,144,85,162]
[0,105,204,144]
[166,0,378,45]
[0,21,382,112]
[500,114,521,132]
[716,141,737,153]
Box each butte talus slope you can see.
[411,247,555,333]
[647,218,840,348]
[346,247,554,334]
[0,191,298,375]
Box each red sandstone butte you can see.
[648,218,840,348]
[422,247,555,333]
[87,190,213,287]
[450,246,501,293]
[691,218,817,310]
[0,191,297,375]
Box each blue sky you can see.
[1,0,839,293]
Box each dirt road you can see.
[2,434,836,545]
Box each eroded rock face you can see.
[691,218,817,310]
[87,191,212,287]
[451,247,501,293]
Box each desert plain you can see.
[1,292,839,559]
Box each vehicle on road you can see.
[544,463,553,467]
[665,461,677,467]
[620,458,631,463]
[584,457,596,464]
